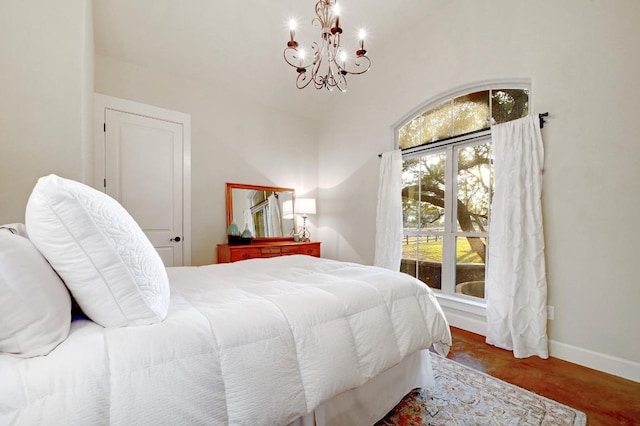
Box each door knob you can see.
[170,236,181,242]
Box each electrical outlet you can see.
[547,305,555,321]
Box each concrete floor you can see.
[445,327,640,425]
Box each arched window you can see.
[397,83,529,300]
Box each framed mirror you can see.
[225,182,296,241]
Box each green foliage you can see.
[397,89,529,150]
[402,144,491,236]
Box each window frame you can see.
[395,80,531,312]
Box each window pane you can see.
[402,152,445,290]
[400,235,442,289]
[455,236,486,299]
[421,152,445,230]
[420,100,452,143]
[403,153,446,231]
[453,91,490,136]
[400,233,417,277]
[398,115,422,149]
[400,234,442,290]
[456,143,492,232]
[491,89,529,124]
[419,236,442,290]
[402,158,421,230]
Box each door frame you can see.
[93,93,192,266]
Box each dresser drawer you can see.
[228,247,263,262]
[281,244,320,257]
[281,245,300,255]
[260,247,282,256]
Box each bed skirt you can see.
[288,349,434,426]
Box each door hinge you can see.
[103,123,106,132]
[103,179,106,188]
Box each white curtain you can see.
[486,115,548,359]
[267,194,283,237]
[374,150,403,270]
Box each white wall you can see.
[94,55,319,265]
[317,0,640,379]
[0,0,94,223]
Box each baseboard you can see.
[442,308,639,383]
[548,340,640,383]
[444,310,487,336]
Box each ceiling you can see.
[93,0,429,117]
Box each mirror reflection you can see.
[226,183,296,239]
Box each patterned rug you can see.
[376,355,587,426]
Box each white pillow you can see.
[25,174,170,327]
[0,222,28,238]
[0,227,71,357]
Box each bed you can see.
[0,175,451,425]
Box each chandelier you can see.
[284,0,371,92]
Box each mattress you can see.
[0,255,451,425]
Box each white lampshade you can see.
[282,200,294,219]
[296,198,316,215]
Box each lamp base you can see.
[300,215,311,242]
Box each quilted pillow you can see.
[25,175,170,327]
[0,222,28,238]
[0,227,71,357]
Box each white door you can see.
[95,94,191,267]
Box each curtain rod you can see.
[378,112,550,158]
[538,112,549,128]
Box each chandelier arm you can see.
[335,68,347,92]
[283,47,315,69]
[315,0,329,27]
[311,39,332,90]
[327,59,339,87]
[312,58,326,90]
[296,72,314,90]
[335,55,371,76]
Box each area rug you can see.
[376,354,587,426]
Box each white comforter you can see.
[0,256,451,425]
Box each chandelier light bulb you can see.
[331,2,342,35]
[295,48,307,72]
[287,19,298,47]
[356,28,367,55]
